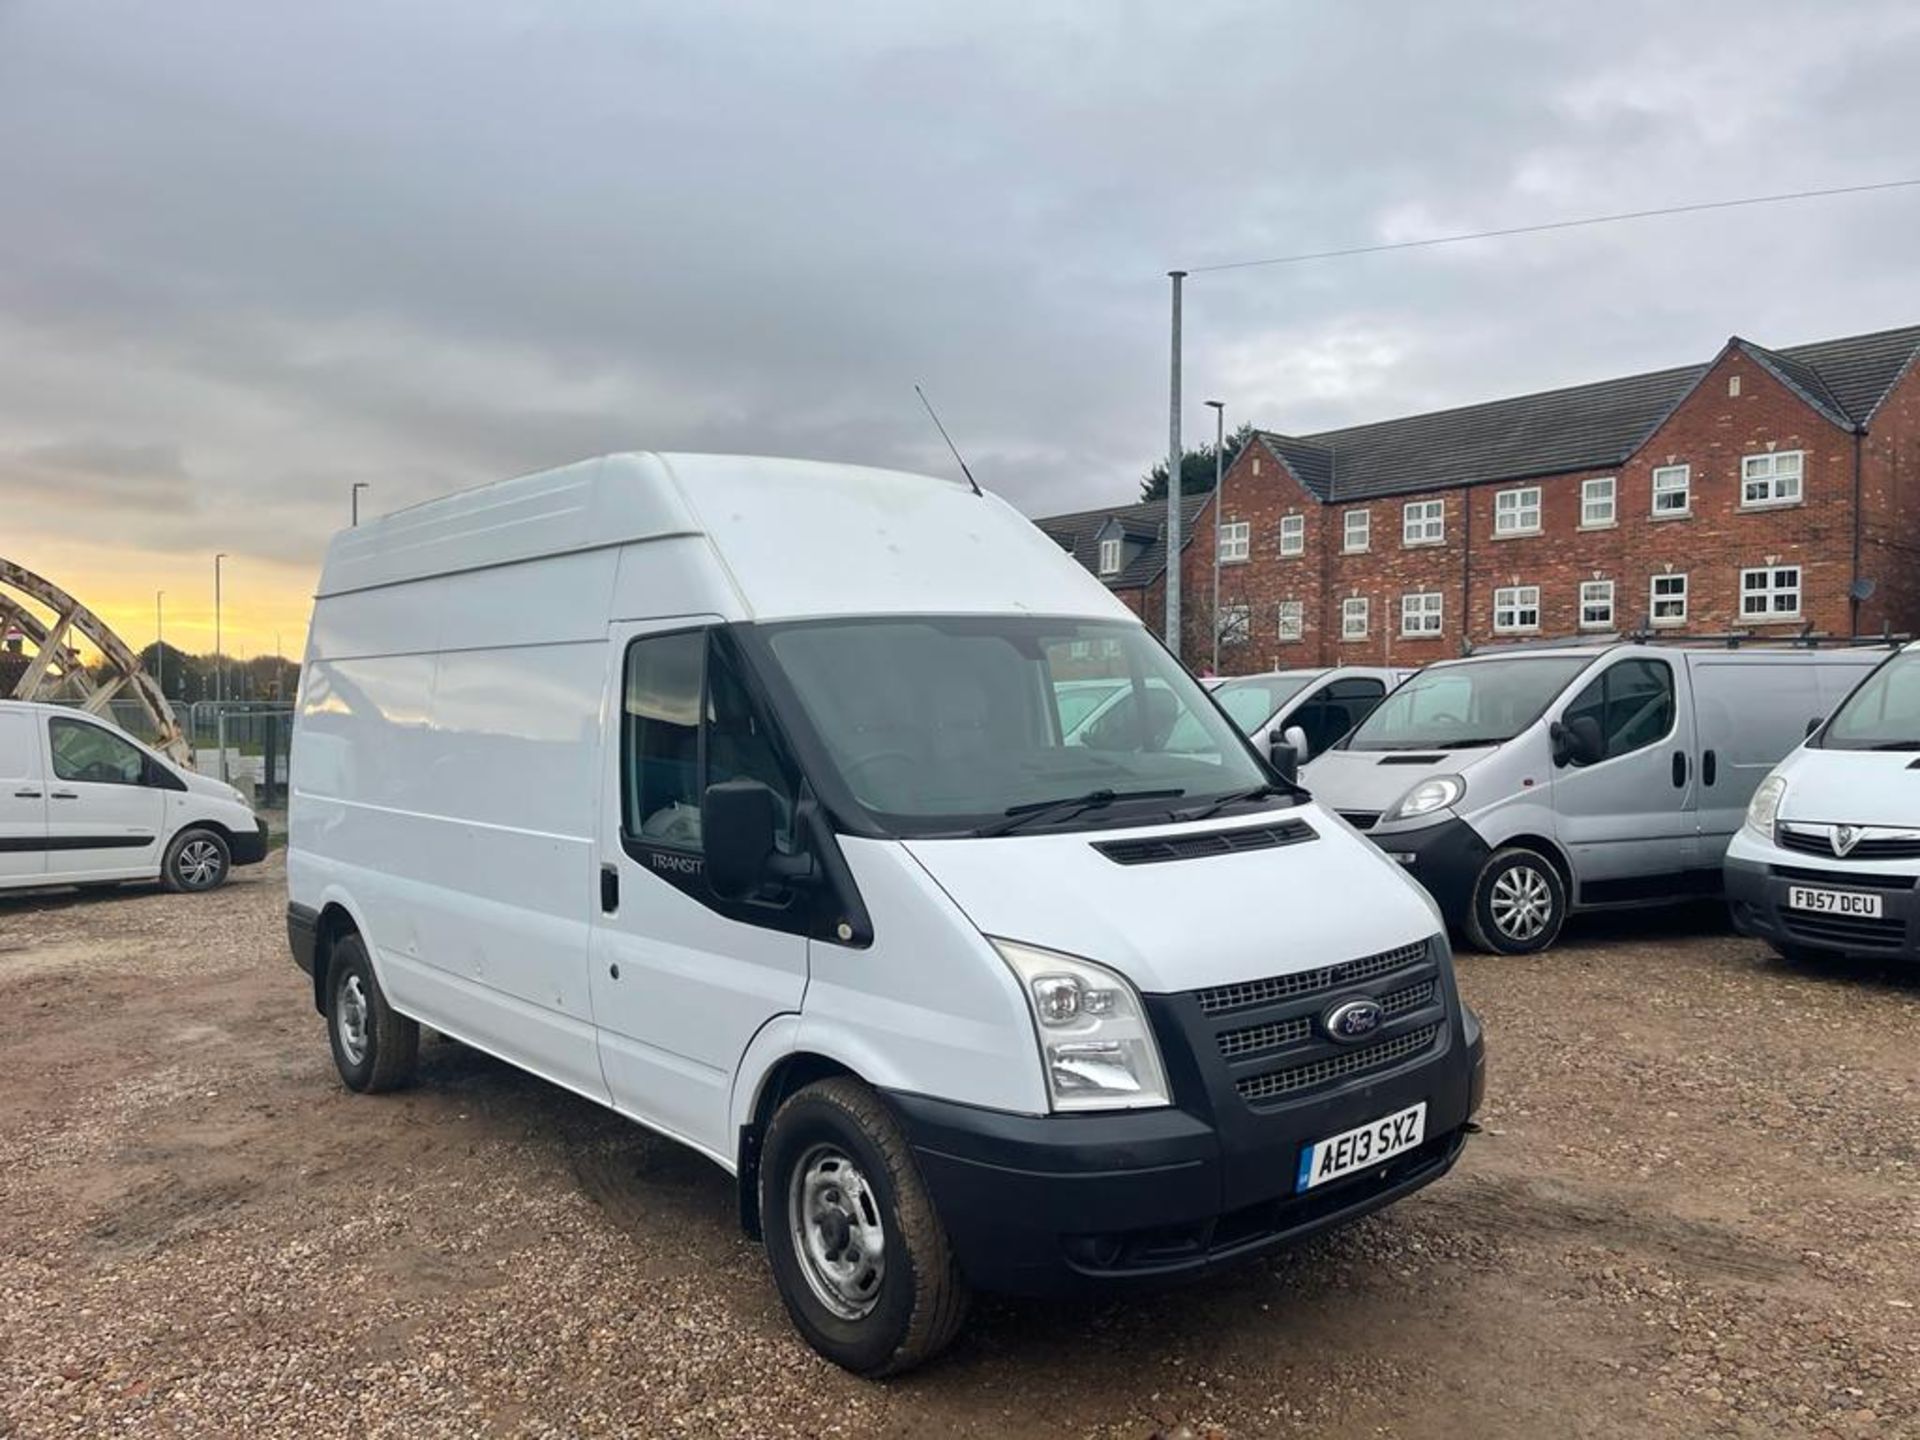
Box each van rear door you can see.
[590,621,809,1160]
[0,708,48,883]
[1686,654,1847,859]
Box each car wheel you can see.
[162,827,230,893]
[760,1077,969,1377]
[325,933,419,1093]
[1464,847,1567,955]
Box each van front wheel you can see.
[162,827,230,892]
[1465,848,1566,955]
[760,1077,969,1377]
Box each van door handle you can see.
[1702,749,1717,787]
[49,791,79,800]
[1671,752,1687,789]
[600,864,619,914]
[13,789,41,799]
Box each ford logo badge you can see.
[1324,998,1385,1043]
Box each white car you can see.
[1726,644,1920,964]
[0,700,268,894]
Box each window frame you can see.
[1651,463,1691,517]
[1492,584,1541,634]
[1579,476,1616,529]
[1559,657,1678,767]
[1740,450,1804,509]
[1096,536,1122,575]
[1650,572,1689,627]
[1218,520,1251,564]
[1739,564,1802,621]
[1401,499,1445,547]
[1400,590,1444,637]
[1277,599,1305,643]
[1342,508,1371,554]
[1278,513,1306,557]
[1579,579,1615,631]
[1217,602,1252,645]
[1341,596,1370,640]
[1493,485,1542,536]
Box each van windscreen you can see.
[1344,656,1591,751]
[759,616,1271,835]
[1815,649,1920,750]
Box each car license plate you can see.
[1296,1101,1427,1193]
[1787,885,1882,918]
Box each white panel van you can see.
[1301,641,1888,955]
[287,453,1485,1375]
[0,700,267,894]
[1726,644,1920,964]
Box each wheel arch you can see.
[1498,832,1574,895]
[734,1044,864,1241]
[308,898,367,1017]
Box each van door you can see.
[41,714,166,881]
[1285,676,1388,757]
[590,622,809,1161]
[1686,655,1822,860]
[0,708,49,883]
[1549,657,1704,901]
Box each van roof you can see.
[314,452,1131,624]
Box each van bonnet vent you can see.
[1093,819,1316,866]
[1376,754,1445,765]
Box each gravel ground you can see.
[1,859,1916,1438]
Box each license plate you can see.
[1296,1101,1427,1193]
[1787,885,1882,918]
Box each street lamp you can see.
[352,482,370,527]
[214,553,227,704]
[155,591,165,698]
[1205,400,1225,674]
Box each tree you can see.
[1139,422,1257,502]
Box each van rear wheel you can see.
[325,934,419,1093]
[760,1077,969,1376]
[1465,847,1566,955]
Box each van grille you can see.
[1337,810,1381,832]
[1781,911,1908,950]
[1215,978,1435,1060]
[1779,827,1920,862]
[1194,940,1427,1016]
[1235,1024,1441,1105]
[1768,864,1917,892]
[1094,819,1316,866]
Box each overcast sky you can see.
[3,1,1918,655]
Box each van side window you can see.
[621,630,798,855]
[1296,678,1386,754]
[48,718,144,786]
[1561,659,1675,764]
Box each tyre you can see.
[162,827,231,893]
[1464,847,1567,955]
[760,1077,969,1377]
[325,933,419,1093]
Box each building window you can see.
[1742,451,1803,508]
[1402,499,1445,546]
[1651,573,1688,626]
[1494,486,1542,536]
[1493,585,1541,633]
[1579,580,1615,630]
[1652,464,1691,516]
[1740,565,1801,619]
[1279,513,1305,556]
[1097,537,1122,575]
[1401,591,1444,636]
[1219,520,1251,564]
[1580,477,1616,529]
[1343,509,1371,553]
[1277,600,1304,642]
[1217,603,1251,645]
[1341,597,1369,640]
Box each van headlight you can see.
[1386,774,1465,823]
[991,939,1171,1112]
[1747,775,1786,836]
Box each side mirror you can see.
[1805,715,1823,738]
[1282,724,1311,762]
[1268,735,1299,784]
[1550,717,1603,768]
[702,780,812,902]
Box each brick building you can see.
[1039,323,1920,672]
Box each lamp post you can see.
[155,591,165,698]
[352,482,370,527]
[1205,399,1225,673]
[214,553,227,704]
[1165,271,1186,656]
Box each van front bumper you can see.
[230,817,271,868]
[1725,849,1920,961]
[884,1009,1483,1297]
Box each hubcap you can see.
[337,974,370,1067]
[177,839,222,888]
[1490,864,1554,942]
[788,1145,886,1320]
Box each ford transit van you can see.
[0,700,267,894]
[1302,641,1887,955]
[286,453,1485,1375]
[1726,643,1920,964]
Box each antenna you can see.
[914,385,984,496]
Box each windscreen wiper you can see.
[1183,782,1295,822]
[1434,737,1507,749]
[982,787,1186,837]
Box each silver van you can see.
[1301,641,1888,953]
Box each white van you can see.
[0,700,267,893]
[286,453,1485,1375]
[1726,644,1920,964]
[1212,667,1416,762]
[1301,642,1886,955]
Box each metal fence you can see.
[192,702,295,806]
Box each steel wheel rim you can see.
[337,974,371,1066]
[788,1143,886,1320]
[177,839,222,888]
[1490,865,1552,942]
